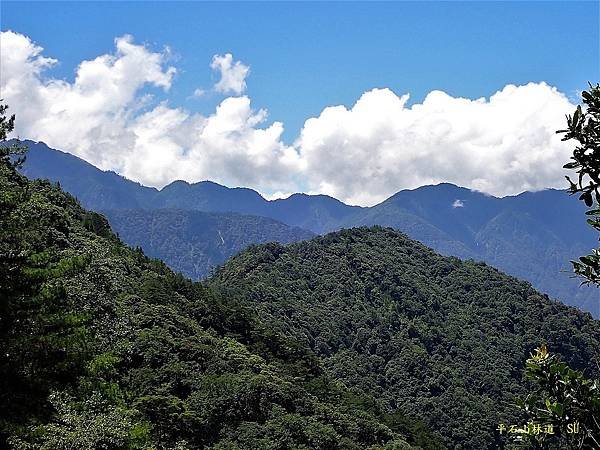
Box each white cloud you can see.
[296,84,575,205]
[263,191,295,201]
[452,199,465,208]
[210,53,249,95]
[192,88,206,97]
[0,31,577,206]
[0,31,176,170]
[122,96,301,189]
[0,31,298,192]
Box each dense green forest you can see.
[20,140,599,316]
[103,209,314,280]
[2,100,600,449]
[1,130,432,448]
[3,147,600,449]
[211,228,600,449]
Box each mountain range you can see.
[3,136,600,449]
[2,157,430,449]
[18,140,599,316]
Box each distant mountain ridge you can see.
[17,140,360,233]
[18,140,600,316]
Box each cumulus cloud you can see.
[122,96,301,189]
[0,31,299,192]
[211,53,249,95]
[296,84,575,205]
[0,31,176,170]
[452,199,465,208]
[0,31,577,206]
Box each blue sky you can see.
[1,1,598,205]
[3,1,597,141]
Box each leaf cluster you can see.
[516,346,600,449]
[559,83,600,285]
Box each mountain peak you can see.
[165,179,191,187]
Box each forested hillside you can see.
[212,228,600,449]
[1,146,427,448]
[104,209,314,279]
[4,136,600,449]
[343,184,599,315]
[19,140,599,316]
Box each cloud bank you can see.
[297,85,574,205]
[0,31,576,206]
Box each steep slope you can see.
[18,140,158,209]
[103,209,315,279]
[1,156,424,448]
[19,140,599,316]
[212,227,600,449]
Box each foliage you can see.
[1,106,418,449]
[514,346,600,449]
[0,104,27,169]
[212,227,600,449]
[8,391,152,450]
[559,83,600,285]
[103,208,314,280]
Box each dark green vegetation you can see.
[559,83,600,286]
[211,228,600,449]
[516,346,600,449]
[341,184,599,316]
[4,101,600,449]
[1,132,427,448]
[19,140,599,316]
[510,83,600,450]
[104,209,314,279]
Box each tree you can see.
[558,83,600,286]
[513,85,600,449]
[0,103,27,168]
